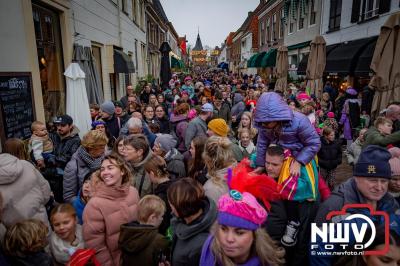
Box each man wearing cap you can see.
[184,103,214,150]
[114,100,129,125]
[49,114,81,202]
[120,84,134,109]
[100,100,120,139]
[50,114,81,170]
[207,118,243,162]
[311,145,400,266]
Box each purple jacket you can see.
[254,92,321,167]
[200,235,262,266]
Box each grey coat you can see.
[128,150,153,198]
[171,198,217,266]
[165,149,186,179]
[184,117,208,149]
[63,147,103,203]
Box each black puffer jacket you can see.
[50,127,81,169]
[317,137,342,170]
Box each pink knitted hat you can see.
[217,190,268,230]
[296,92,311,101]
[327,112,335,118]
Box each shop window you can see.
[91,45,103,89]
[32,3,65,122]
[328,0,342,31]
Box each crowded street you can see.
[0,0,400,265]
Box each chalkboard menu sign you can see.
[0,72,35,142]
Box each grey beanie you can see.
[155,134,177,153]
[100,100,115,115]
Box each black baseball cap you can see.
[54,114,73,125]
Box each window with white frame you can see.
[266,17,270,44]
[272,13,277,41]
[309,0,316,25]
[279,9,284,38]
[260,22,264,46]
[360,0,380,20]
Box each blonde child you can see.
[49,203,85,264]
[364,117,400,147]
[119,195,170,266]
[3,219,52,265]
[29,121,54,168]
[238,128,256,159]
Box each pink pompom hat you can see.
[217,190,268,230]
[296,92,311,101]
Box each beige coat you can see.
[0,153,51,228]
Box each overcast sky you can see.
[160,0,260,48]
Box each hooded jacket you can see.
[185,117,208,149]
[0,154,51,228]
[83,182,139,266]
[50,126,81,169]
[128,150,153,198]
[170,113,189,152]
[171,197,217,266]
[119,222,170,266]
[254,92,321,167]
[164,148,186,179]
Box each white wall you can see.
[218,45,227,63]
[321,0,400,44]
[241,33,253,61]
[70,0,147,100]
[284,0,322,46]
[0,0,30,71]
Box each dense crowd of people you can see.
[0,70,400,266]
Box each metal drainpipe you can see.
[117,0,122,47]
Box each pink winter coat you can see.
[83,182,139,266]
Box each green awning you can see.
[171,56,184,69]
[247,53,258,67]
[253,52,267,67]
[288,41,310,51]
[260,48,277,67]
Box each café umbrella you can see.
[306,35,326,98]
[274,46,288,93]
[64,62,92,138]
[370,13,400,117]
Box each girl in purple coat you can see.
[253,92,321,247]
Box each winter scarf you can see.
[77,146,104,171]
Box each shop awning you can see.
[251,52,266,68]
[297,44,340,75]
[247,53,258,67]
[260,48,277,67]
[354,37,378,76]
[114,49,135,73]
[325,37,376,75]
[171,56,184,69]
[288,41,310,51]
